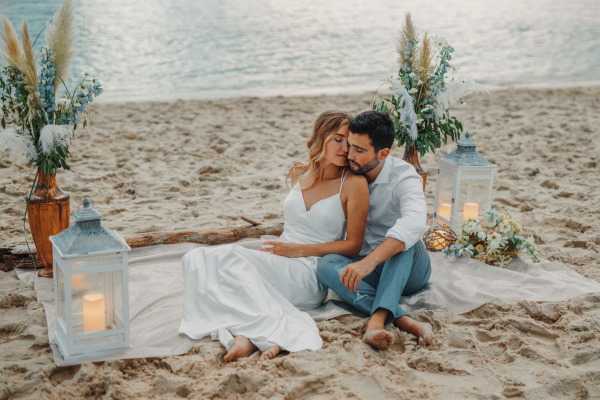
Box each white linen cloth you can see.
[360,156,427,255]
[26,241,600,366]
[178,176,348,352]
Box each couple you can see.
[179,110,432,362]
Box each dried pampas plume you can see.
[20,23,39,94]
[398,13,417,68]
[1,18,23,70]
[417,33,432,100]
[46,0,73,88]
[1,19,39,107]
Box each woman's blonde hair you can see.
[288,111,351,188]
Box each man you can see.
[317,110,433,350]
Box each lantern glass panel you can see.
[454,166,494,226]
[56,266,65,322]
[435,168,456,223]
[71,273,125,333]
[435,160,457,224]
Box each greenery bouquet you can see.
[0,0,102,175]
[373,13,464,162]
[444,208,539,267]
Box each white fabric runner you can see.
[22,240,600,366]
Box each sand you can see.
[1,87,600,399]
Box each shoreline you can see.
[92,80,600,105]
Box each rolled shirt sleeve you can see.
[384,173,427,250]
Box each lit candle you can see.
[83,293,106,332]
[437,202,452,220]
[463,202,480,220]
[71,274,85,290]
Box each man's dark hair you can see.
[349,111,395,151]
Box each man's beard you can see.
[348,157,380,175]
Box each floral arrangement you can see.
[372,13,464,157]
[444,208,539,267]
[0,0,102,175]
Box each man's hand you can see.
[341,260,376,292]
[261,241,305,258]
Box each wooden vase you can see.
[26,169,70,278]
[403,144,428,191]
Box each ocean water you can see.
[1,0,599,102]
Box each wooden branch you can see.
[126,223,284,248]
[1,224,284,271]
[240,216,261,226]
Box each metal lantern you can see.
[433,133,496,232]
[50,198,130,363]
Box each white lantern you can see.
[434,133,496,232]
[50,198,131,363]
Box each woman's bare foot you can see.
[260,345,281,360]
[394,316,433,346]
[223,336,257,362]
[363,329,394,350]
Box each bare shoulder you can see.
[288,163,305,185]
[343,173,369,195]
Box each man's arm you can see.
[341,171,427,291]
[383,172,427,251]
[357,237,405,269]
[360,171,427,266]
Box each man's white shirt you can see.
[359,156,427,256]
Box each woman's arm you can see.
[263,174,369,257]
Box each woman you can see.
[179,111,369,361]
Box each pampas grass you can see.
[372,12,464,157]
[1,18,23,71]
[1,22,36,85]
[20,23,39,104]
[398,13,417,70]
[416,33,432,104]
[1,19,40,111]
[46,0,73,88]
[0,0,101,175]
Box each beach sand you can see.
[1,87,600,399]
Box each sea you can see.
[1,0,599,102]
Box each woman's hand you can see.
[261,241,306,258]
[341,260,376,292]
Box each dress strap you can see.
[338,170,348,193]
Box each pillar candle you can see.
[463,202,480,220]
[437,202,452,220]
[83,293,106,332]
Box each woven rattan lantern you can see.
[424,225,457,251]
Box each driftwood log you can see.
[126,223,283,248]
[1,223,284,272]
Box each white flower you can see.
[390,79,418,141]
[56,97,70,108]
[40,124,72,154]
[434,80,486,118]
[462,220,480,235]
[0,127,36,164]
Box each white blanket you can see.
[25,240,600,366]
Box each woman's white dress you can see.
[179,176,347,352]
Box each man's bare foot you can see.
[260,345,281,360]
[223,336,257,362]
[394,316,433,346]
[363,329,394,350]
[362,308,394,350]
